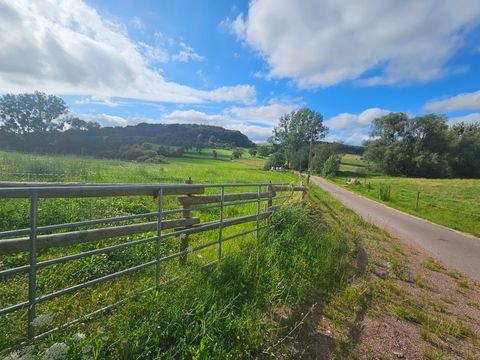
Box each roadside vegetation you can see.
[329,154,480,237]
[0,150,359,358]
[299,186,480,359]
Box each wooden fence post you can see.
[301,179,307,202]
[180,177,193,265]
[267,181,273,224]
[416,191,420,210]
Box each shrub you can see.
[322,154,339,177]
[264,152,285,170]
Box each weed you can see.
[378,184,391,201]
[423,258,447,273]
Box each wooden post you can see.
[301,179,307,202]
[180,177,193,265]
[416,191,420,210]
[267,181,273,224]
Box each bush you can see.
[264,151,285,170]
[322,154,339,177]
[232,148,244,159]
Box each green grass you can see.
[331,154,480,237]
[1,203,356,358]
[0,149,278,184]
[0,150,357,358]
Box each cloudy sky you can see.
[1,0,480,144]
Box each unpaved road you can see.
[311,176,480,281]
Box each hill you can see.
[0,123,255,159]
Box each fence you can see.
[0,180,306,350]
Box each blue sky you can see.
[1,1,480,144]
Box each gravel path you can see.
[311,176,480,281]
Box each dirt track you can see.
[311,176,480,281]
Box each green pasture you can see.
[332,154,480,237]
[0,150,300,355]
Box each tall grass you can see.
[3,206,355,359]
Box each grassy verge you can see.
[306,184,480,359]
[2,205,356,359]
[330,154,480,237]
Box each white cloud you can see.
[325,108,391,130]
[325,132,369,146]
[130,16,144,31]
[0,0,254,104]
[449,113,480,125]
[163,110,228,125]
[137,42,169,64]
[162,109,273,142]
[171,42,205,62]
[226,0,480,87]
[228,102,299,126]
[78,113,147,127]
[75,96,120,107]
[424,90,480,112]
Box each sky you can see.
[1,0,480,144]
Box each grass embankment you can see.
[1,204,357,358]
[305,185,480,359]
[331,154,480,237]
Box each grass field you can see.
[332,154,480,237]
[0,150,332,358]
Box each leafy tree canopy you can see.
[0,91,68,134]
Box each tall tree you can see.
[273,108,327,170]
[0,91,68,134]
[364,113,453,177]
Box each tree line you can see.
[266,109,479,179]
[364,113,480,178]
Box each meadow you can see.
[0,150,347,359]
[332,154,480,237]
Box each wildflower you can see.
[81,345,92,354]
[71,333,86,341]
[30,314,53,327]
[5,346,34,360]
[2,351,21,360]
[41,343,69,360]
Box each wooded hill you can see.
[0,123,255,159]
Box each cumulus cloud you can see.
[162,108,273,142]
[325,133,369,146]
[424,90,480,112]
[448,113,480,125]
[78,113,148,127]
[324,108,391,130]
[0,0,254,104]
[163,110,228,125]
[226,0,480,87]
[228,102,299,126]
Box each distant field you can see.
[0,149,279,184]
[332,154,480,237]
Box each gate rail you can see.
[0,180,306,347]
